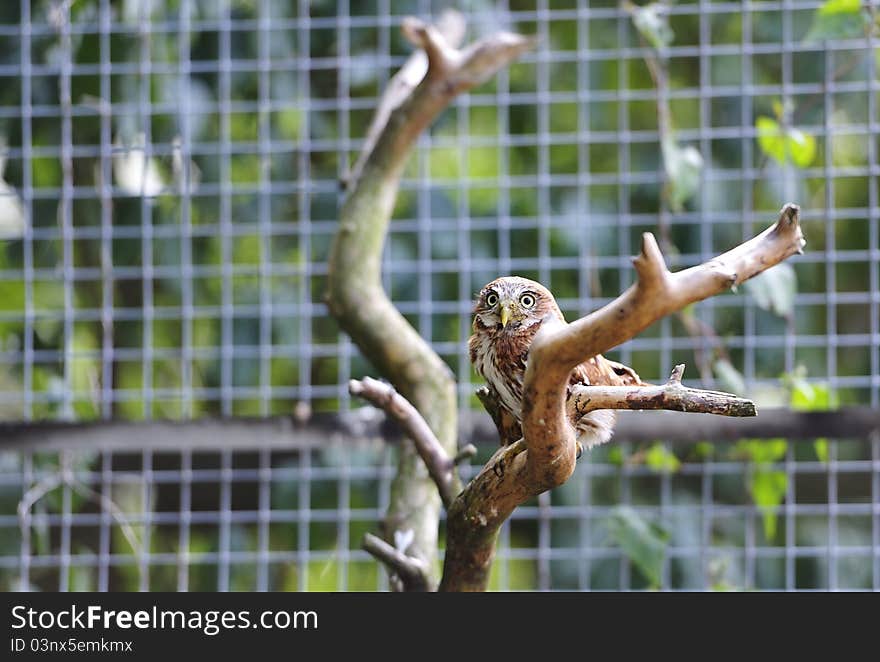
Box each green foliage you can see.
[734,438,788,540]
[607,506,670,588]
[784,366,839,463]
[750,470,788,540]
[644,442,680,474]
[743,262,797,318]
[755,116,817,168]
[732,369,840,540]
[805,0,870,41]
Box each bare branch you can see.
[343,10,466,189]
[453,444,478,465]
[400,16,461,76]
[349,377,459,508]
[568,364,757,419]
[362,533,432,592]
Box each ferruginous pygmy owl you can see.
[469,276,642,455]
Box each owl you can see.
[469,276,642,455]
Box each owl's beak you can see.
[499,300,513,328]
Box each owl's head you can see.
[473,276,562,332]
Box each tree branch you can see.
[568,364,757,419]
[342,10,466,190]
[326,12,533,590]
[349,377,460,508]
[439,204,805,592]
[362,533,432,592]
[521,203,804,490]
[476,386,522,447]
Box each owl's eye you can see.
[520,293,536,309]
[485,292,498,307]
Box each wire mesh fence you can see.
[2,430,879,591]
[0,0,877,590]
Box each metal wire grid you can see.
[0,1,877,591]
[1,435,878,592]
[0,1,876,416]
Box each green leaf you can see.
[694,442,715,460]
[662,136,703,212]
[819,0,861,14]
[734,438,788,464]
[713,358,746,395]
[752,469,788,540]
[784,367,839,411]
[756,116,786,163]
[631,3,674,49]
[743,262,797,318]
[644,442,680,474]
[814,438,830,464]
[607,506,669,588]
[756,116,818,168]
[805,0,869,41]
[607,446,626,467]
[786,128,817,168]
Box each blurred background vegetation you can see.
[0,0,877,591]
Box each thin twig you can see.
[18,454,145,581]
[453,444,478,465]
[568,363,757,419]
[349,377,459,508]
[362,533,432,592]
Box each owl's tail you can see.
[575,409,618,450]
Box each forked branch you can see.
[439,204,805,591]
[349,377,461,508]
[362,533,432,592]
[520,203,804,489]
[568,364,757,418]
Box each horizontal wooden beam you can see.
[0,407,877,452]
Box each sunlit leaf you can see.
[644,442,680,474]
[805,0,869,41]
[814,439,830,464]
[743,262,797,318]
[756,116,817,168]
[818,0,861,13]
[607,506,669,588]
[631,3,674,49]
[752,469,788,540]
[786,128,817,168]
[734,437,788,464]
[756,116,786,164]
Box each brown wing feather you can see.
[569,354,643,388]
